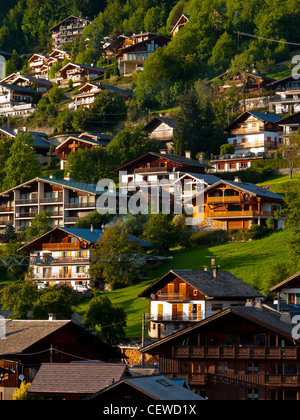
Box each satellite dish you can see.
[150,293,156,299]
[19,374,24,381]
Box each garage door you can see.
[228,220,244,230]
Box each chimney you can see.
[234,176,242,183]
[91,224,94,233]
[204,266,208,271]
[64,172,71,181]
[254,297,263,310]
[245,299,255,307]
[48,313,56,321]
[212,268,218,280]
[185,150,191,159]
[14,128,19,135]
[23,127,27,133]
[49,174,55,180]
[160,149,167,155]
[280,310,292,324]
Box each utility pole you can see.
[141,313,146,367]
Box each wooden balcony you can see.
[207,196,242,204]
[173,346,298,360]
[64,202,96,209]
[201,211,273,218]
[134,167,171,174]
[42,243,84,251]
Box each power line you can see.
[234,31,300,47]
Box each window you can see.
[217,362,228,373]
[255,334,266,347]
[248,362,259,373]
[247,389,259,400]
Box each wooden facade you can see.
[193,179,285,231]
[138,269,262,339]
[0,320,120,400]
[141,306,300,400]
[50,16,92,50]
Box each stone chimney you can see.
[280,310,292,324]
[48,313,56,321]
[254,297,264,310]
[91,224,94,233]
[160,149,167,155]
[245,299,255,307]
[64,172,71,181]
[234,176,242,183]
[185,150,191,159]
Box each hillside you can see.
[76,228,292,338]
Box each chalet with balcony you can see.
[56,62,105,88]
[225,111,282,156]
[210,71,275,97]
[72,82,132,110]
[56,132,114,169]
[141,303,300,400]
[116,32,171,75]
[0,83,35,117]
[28,54,50,79]
[270,272,300,308]
[277,112,300,142]
[0,176,104,234]
[1,73,53,93]
[193,179,285,230]
[138,269,262,339]
[268,75,300,114]
[171,14,190,37]
[114,151,211,193]
[144,117,177,152]
[0,319,120,400]
[50,16,92,50]
[18,226,151,290]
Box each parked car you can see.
[37,283,49,290]
[74,285,89,293]
[256,152,266,157]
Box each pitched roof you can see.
[138,269,262,299]
[277,112,300,126]
[114,152,211,173]
[0,82,36,94]
[50,16,92,31]
[0,320,70,356]
[269,272,300,293]
[141,305,300,353]
[204,179,284,201]
[225,111,281,132]
[18,227,152,252]
[144,117,177,131]
[28,363,128,396]
[85,374,205,401]
[173,173,221,186]
[0,128,50,149]
[60,62,104,73]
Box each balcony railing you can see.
[134,167,171,174]
[33,273,90,280]
[42,243,85,251]
[207,196,242,204]
[15,198,38,205]
[64,202,96,209]
[173,346,298,360]
[200,211,273,218]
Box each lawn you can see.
[76,229,292,338]
[258,173,300,194]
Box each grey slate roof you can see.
[174,172,221,185]
[85,374,205,400]
[138,269,262,299]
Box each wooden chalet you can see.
[28,54,50,79]
[267,75,300,115]
[1,73,53,93]
[72,82,132,110]
[0,127,50,162]
[18,227,151,291]
[56,62,105,88]
[50,16,92,50]
[56,133,113,169]
[193,179,285,230]
[171,14,190,37]
[116,32,171,75]
[138,269,262,339]
[225,111,282,156]
[28,363,129,400]
[270,273,300,307]
[210,71,275,97]
[141,303,300,400]
[0,319,120,400]
[277,112,300,141]
[0,83,36,117]
[85,374,205,401]
[114,152,211,191]
[144,117,177,152]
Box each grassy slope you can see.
[75,229,291,338]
